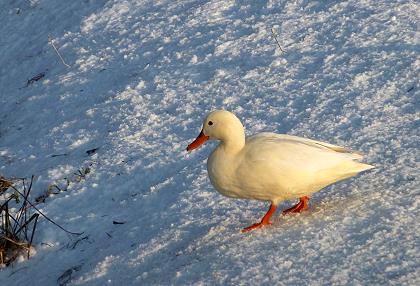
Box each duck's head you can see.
[186,110,245,152]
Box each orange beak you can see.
[186,130,209,152]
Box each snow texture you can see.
[0,0,419,285]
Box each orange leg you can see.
[242,203,277,233]
[283,196,309,214]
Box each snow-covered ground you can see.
[0,0,419,285]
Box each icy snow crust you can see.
[0,0,418,285]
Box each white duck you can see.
[187,110,374,232]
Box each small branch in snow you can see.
[271,28,286,53]
[112,221,126,225]
[50,153,68,158]
[86,147,100,156]
[68,235,90,249]
[57,265,82,286]
[25,72,45,87]
[48,35,71,68]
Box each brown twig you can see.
[271,27,286,53]
[0,236,30,250]
[48,35,71,68]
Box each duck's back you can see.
[234,133,373,200]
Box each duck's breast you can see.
[207,146,244,199]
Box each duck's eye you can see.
[208,121,213,126]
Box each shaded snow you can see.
[0,0,419,285]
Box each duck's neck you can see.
[219,131,245,154]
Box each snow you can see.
[0,0,419,285]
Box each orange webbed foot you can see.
[283,196,309,215]
[241,203,277,233]
[241,221,271,233]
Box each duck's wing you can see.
[238,133,373,197]
[246,133,364,160]
[243,132,374,179]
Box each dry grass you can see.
[1,174,83,268]
[0,176,39,266]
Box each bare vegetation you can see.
[0,176,38,266]
[1,175,83,267]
